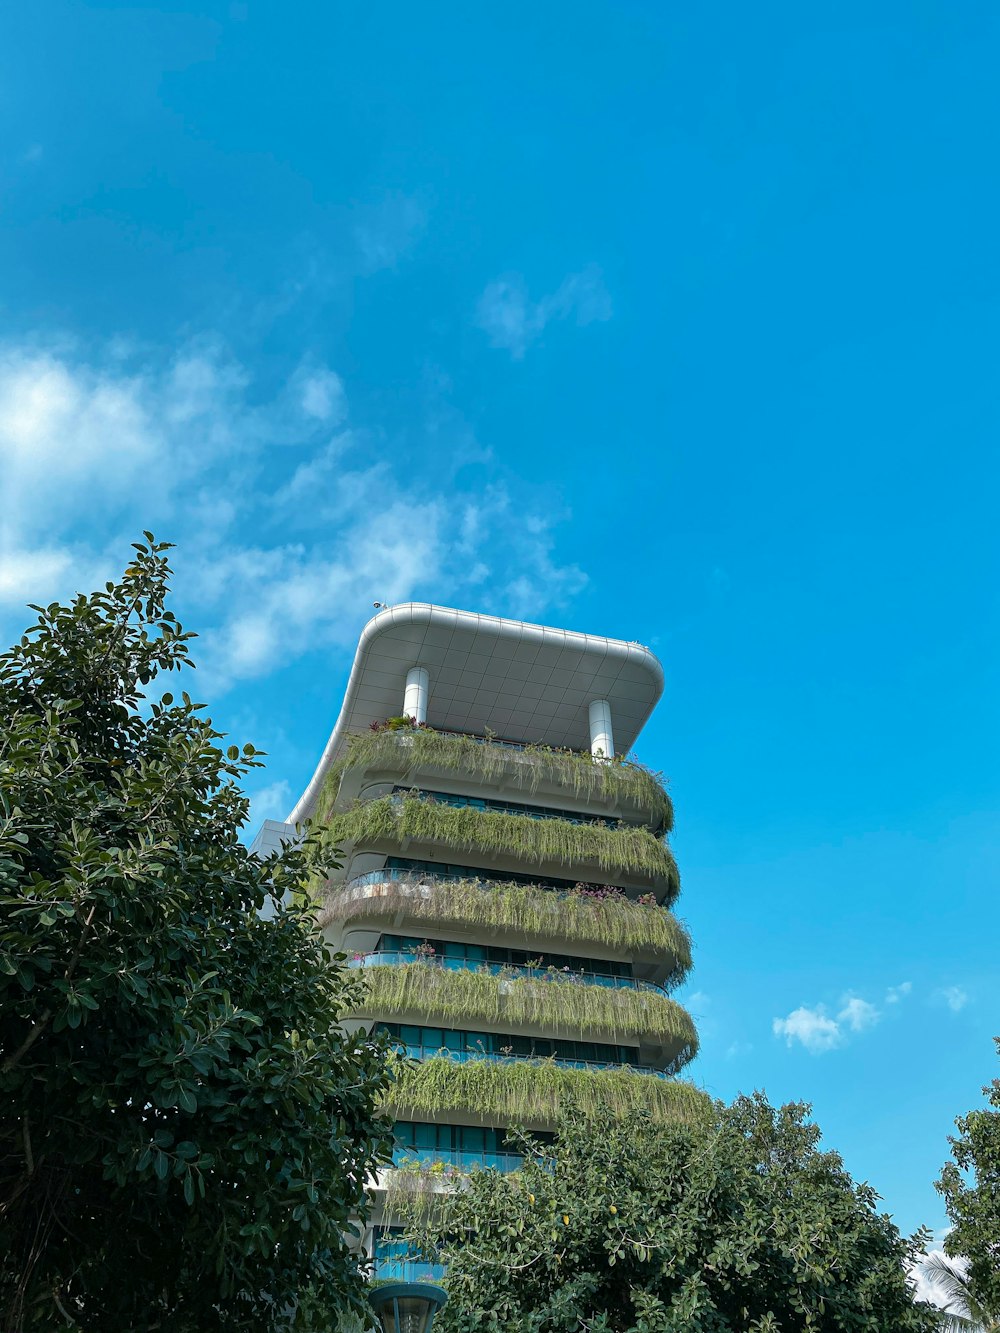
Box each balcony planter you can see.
[382,1055,710,1128]
[320,874,692,978]
[349,962,698,1066]
[320,728,674,833]
[317,796,680,898]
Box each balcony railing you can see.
[342,866,657,908]
[348,949,668,996]
[391,1148,524,1174]
[358,786,624,830]
[389,1043,671,1079]
[373,1258,447,1283]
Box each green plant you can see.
[919,1254,1000,1332]
[937,1036,1000,1326]
[401,1097,939,1333]
[0,537,393,1333]
[320,728,674,833]
[321,877,691,981]
[382,1055,709,1127]
[351,964,697,1067]
[316,796,680,899]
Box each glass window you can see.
[414,1123,437,1151]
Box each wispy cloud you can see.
[0,334,589,692]
[354,192,427,273]
[476,265,612,359]
[934,985,969,1013]
[838,995,880,1032]
[248,779,292,828]
[886,981,912,1004]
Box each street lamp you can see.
[368,1282,447,1333]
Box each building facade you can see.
[256,603,700,1279]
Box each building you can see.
[255,603,700,1279]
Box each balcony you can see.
[317,794,679,899]
[384,1050,710,1128]
[319,726,674,835]
[349,949,671,997]
[320,869,692,982]
[388,1042,673,1079]
[391,1147,524,1174]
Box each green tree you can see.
[919,1253,999,1332]
[402,1094,938,1333]
[937,1037,1000,1327]
[0,537,392,1332]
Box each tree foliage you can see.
[938,1036,1000,1325]
[0,537,393,1332]
[401,1094,938,1333]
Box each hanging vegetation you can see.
[319,729,674,833]
[382,1055,710,1128]
[320,877,691,984]
[350,964,697,1065]
[316,796,679,899]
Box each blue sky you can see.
[1,1,997,1241]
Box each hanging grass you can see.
[317,796,680,900]
[319,729,674,833]
[350,964,698,1065]
[382,1055,710,1128]
[320,877,692,983]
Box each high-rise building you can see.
[255,603,700,1280]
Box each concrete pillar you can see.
[589,698,614,760]
[403,666,429,724]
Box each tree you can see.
[919,1253,999,1332]
[937,1037,1000,1327]
[401,1094,938,1333]
[0,537,393,1332]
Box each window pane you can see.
[457,1126,482,1152]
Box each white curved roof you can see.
[288,602,664,824]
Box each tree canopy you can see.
[401,1093,938,1333]
[0,537,392,1332]
[938,1036,1000,1326]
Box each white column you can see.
[403,666,429,724]
[589,698,614,760]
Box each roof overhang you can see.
[288,602,664,823]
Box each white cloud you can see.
[0,334,590,692]
[935,986,969,1013]
[773,987,891,1054]
[294,366,347,424]
[476,265,612,359]
[838,995,880,1033]
[248,779,292,826]
[886,981,912,1004]
[773,1005,843,1054]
